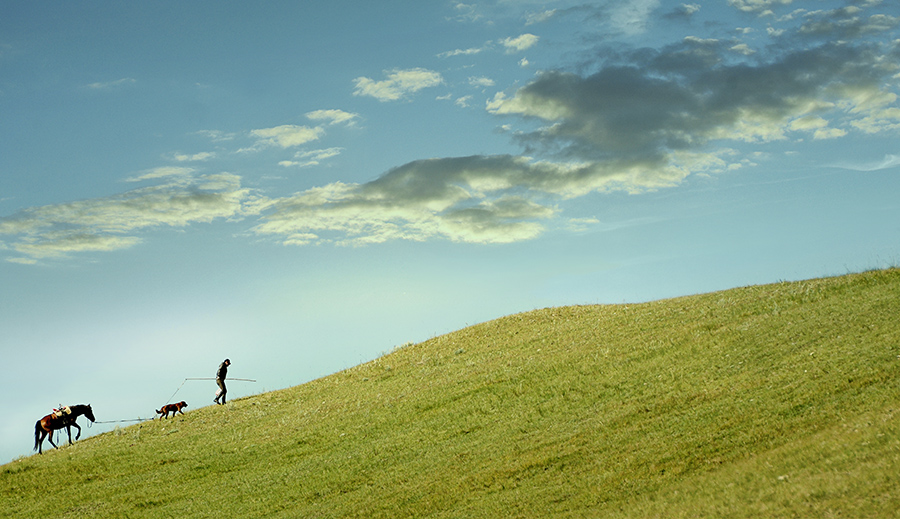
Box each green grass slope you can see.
[3,269,900,518]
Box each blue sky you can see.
[2,0,899,463]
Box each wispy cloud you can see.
[0,172,256,263]
[126,166,196,183]
[352,68,443,102]
[728,0,794,15]
[194,130,237,142]
[172,151,216,162]
[455,96,474,108]
[241,111,355,158]
[831,154,900,172]
[663,3,701,21]
[797,7,899,40]
[468,76,495,88]
[525,9,557,26]
[305,109,360,127]
[279,147,344,168]
[438,33,537,60]
[249,125,325,148]
[448,2,484,24]
[437,47,484,58]
[86,77,136,90]
[606,0,661,35]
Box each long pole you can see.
[183,377,257,382]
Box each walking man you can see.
[214,358,231,405]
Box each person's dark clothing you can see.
[214,359,230,404]
[217,361,228,381]
[215,377,227,403]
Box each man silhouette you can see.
[214,358,231,405]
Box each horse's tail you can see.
[33,420,42,451]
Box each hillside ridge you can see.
[3,269,900,518]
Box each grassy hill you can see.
[3,269,900,518]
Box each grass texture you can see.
[3,268,899,517]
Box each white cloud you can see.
[789,115,849,139]
[194,130,237,142]
[305,109,360,126]
[487,90,572,120]
[438,47,484,58]
[789,115,828,131]
[566,217,601,233]
[172,151,215,162]
[448,2,483,23]
[250,125,325,148]
[728,0,794,14]
[500,33,539,53]
[12,234,143,260]
[813,127,847,139]
[298,147,343,161]
[126,167,195,183]
[455,96,473,108]
[352,68,444,102]
[469,76,496,88]
[682,4,701,16]
[279,148,344,168]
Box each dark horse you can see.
[34,404,96,454]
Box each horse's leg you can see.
[72,422,82,441]
[34,421,45,454]
[47,429,58,450]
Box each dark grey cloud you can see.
[251,152,696,246]
[489,38,898,161]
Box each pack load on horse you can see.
[34,404,96,454]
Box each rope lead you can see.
[166,377,256,404]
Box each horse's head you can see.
[84,404,95,423]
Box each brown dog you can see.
[156,401,188,419]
